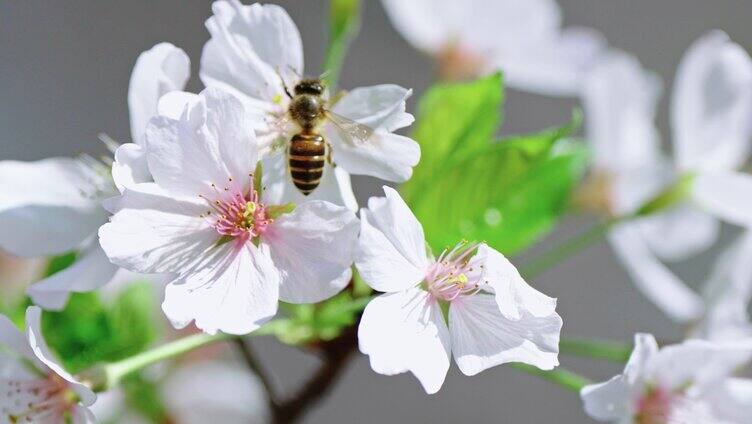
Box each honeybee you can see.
[281,77,374,195]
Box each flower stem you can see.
[323,0,362,90]
[560,337,632,363]
[519,219,616,280]
[89,332,231,391]
[511,363,592,392]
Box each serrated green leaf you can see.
[411,121,587,255]
[401,73,504,203]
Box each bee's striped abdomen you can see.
[288,133,326,195]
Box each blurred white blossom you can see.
[581,334,752,423]
[583,31,752,322]
[0,42,189,311]
[380,0,605,95]
[99,88,359,335]
[356,187,561,394]
[0,307,97,423]
[200,0,420,209]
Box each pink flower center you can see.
[634,386,673,424]
[425,241,484,302]
[1,375,75,422]
[199,177,272,240]
[633,386,717,424]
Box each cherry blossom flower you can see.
[0,42,189,311]
[199,0,420,209]
[582,31,752,322]
[380,0,605,95]
[0,307,96,423]
[355,187,561,394]
[581,334,752,423]
[99,88,359,335]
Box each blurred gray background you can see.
[1,1,750,422]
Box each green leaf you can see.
[401,73,504,203]
[42,282,158,373]
[323,0,362,90]
[262,291,371,346]
[43,251,77,277]
[409,116,587,255]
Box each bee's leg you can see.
[326,141,334,166]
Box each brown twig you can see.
[271,326,358,424]
[232,338,284,415]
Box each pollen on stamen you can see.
[198,177,273,239]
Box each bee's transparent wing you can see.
[325,110,375,147]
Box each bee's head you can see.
[294,79,325,96]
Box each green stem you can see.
[323,0,362,91]
[560,337,632,363]
[511,364,592,392]
[519,219,616,280]
[89,333,231,391]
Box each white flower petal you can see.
[128,42,190,144]
[580,376,631,422]
[582,49,663,172]
[162,242,279,335]
[647,339,752,391]
[379,0,450,53]
[696,231,752,341]
[475,244,557,320]
[71,404,98,424]
[263,200,359,303]
[671,31,752,172]
[111,143,150,193]
[355,187,428,293]
[157,91,202,121]
[328,87,420,182]
[261,155,357,211]
[145,88,259,198]
[25,307,97,406]
[0,313,40,369]
[497,27,606,96]
[200,0,302,103]
[450,293,561,375]
[608,223,704,322]
[694,171,752,228]
[704,378,752,423]
[623,333,659,385]
[358,288,450,394]
[331,85,414,132]
[26,243,119,311]
[98,183,217,274]
[0,158,107,257]
[638,205,720,261]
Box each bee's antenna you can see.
[275,66,294,99]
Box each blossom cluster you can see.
[1,0,751,422]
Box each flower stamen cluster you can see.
[425,241,484,301]
[199,177,272,239]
